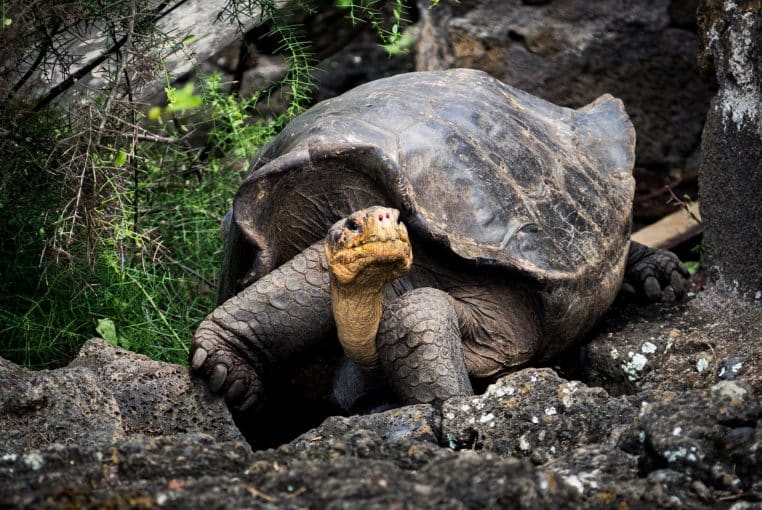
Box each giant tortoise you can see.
[190,68,686,411]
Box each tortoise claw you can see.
[210,363,228,393]
[238,391,260,412]
[191,347,208,370]
[644,276,661,301]
[225,378,246,403]
[671,270,686,299]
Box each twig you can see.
[164,254,215,288]
[96,0,136,143]
[8,35,55,99]
[132,132,177,143]
[664,186,702,224]
[31,33,129,112]
[246,486,276,502]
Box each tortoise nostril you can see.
[378,215,384,221]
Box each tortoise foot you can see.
[626,242,689,301]
[190,329,263,412]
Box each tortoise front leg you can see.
[191,242,334,411]
[376,287,473,404]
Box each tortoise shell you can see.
[225,68,635,297]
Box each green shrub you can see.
[0,0,418,369]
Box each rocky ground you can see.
[1,286,760,509]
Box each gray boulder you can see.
[0,338,244,454]
[698,1,762,294]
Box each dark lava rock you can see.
[0,357,124,451]
[0,427,581,509]
[441,369,636,464]
[573,288,762,396]
[2,319,761,508]
[542,446,715,508]
[620,380,762,501]
[291,404,440,450]
[68,339,242,440]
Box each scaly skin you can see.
[191,243,334,411]
[377,287,473,404]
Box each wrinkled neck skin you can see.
[330,275,385,373]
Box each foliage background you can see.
[0,0,415,368]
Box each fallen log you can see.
[631,202,702,249]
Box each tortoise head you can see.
[324,206,413,288]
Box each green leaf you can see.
[684,261,701,276]
[114,150,128,168]
[166,83,202,113]
[382,28,414,56]
[3,17,11,27]
[96,318,119,344]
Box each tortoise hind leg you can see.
[376,287,473,404]
[625,241,689,301]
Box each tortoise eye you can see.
[345,219,362,233]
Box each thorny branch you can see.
[665,186,702,224]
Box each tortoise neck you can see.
[330,277,385,372]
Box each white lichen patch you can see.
[488,384,516,398]
[1,453,17,462]
[445,412,455,420]
[641,342,657,354]
[563,474,585,494]
[664,447,688,463]
[531,416,539,424]
[560,470,603,495]
[622,352,648,382]
[696,358,709,373]
[714,10,761,129]
[460,404,471,412]
[519,434,531,451]
[544,406,557,416]
[672,426,683,436]
[664,447,700,464]
[22,452,44,471]
[479,413,495,424]
[610,348,619,360]
[559,382,580,408]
